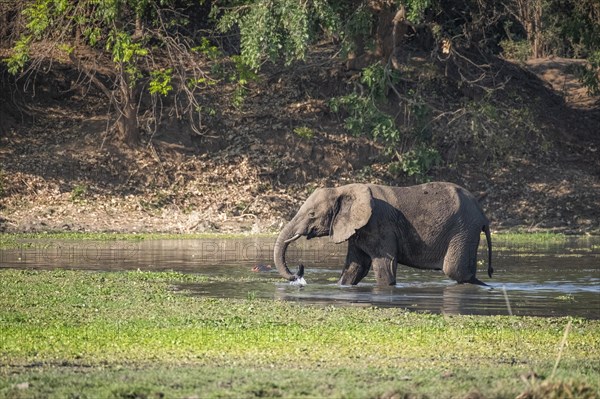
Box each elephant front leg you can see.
[371,257,397,286]
[338,242,371,285]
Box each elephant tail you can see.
[483,224,493,278]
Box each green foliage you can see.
[330,92,400,144]
[84,26,102,46]
[231,85,247,108]
[231,55,257,85]
[227,55,259,108]
[330,62,438,180]
[70,184,88,202]
[215,0,339,70]
[404,0,433,24]
[389,145,441,181]
[149,68,173,96]
[193,37,221,61]
[500,39,531,63]
[5,36,31,74]
[360,62,400,99]
[444,95,543,163]
[342,3,373,52]
[4,1,160,86]
[546,0,600,58]
[22,0,57,37]
[293,126,315,140]
[329,63,401,143]
[106,30,149,85]
[107,32,148,64]
[3,0,219,144]
[577,50,600,96]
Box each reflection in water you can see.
[1,236,599,319]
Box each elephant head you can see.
[273,184,374,281]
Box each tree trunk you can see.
[116,70,140,147]
[533,0,543,58]
[346,2,408,70]
[69,53,140,147]
[133,15,143,41]
[515,0,544,58]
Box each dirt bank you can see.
[1,55,599,235]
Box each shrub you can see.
[500,39,531,63]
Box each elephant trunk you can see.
[273,221,304,281]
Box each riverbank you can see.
[1,269,598,398]
[0,230,577,243]
[2,54,599,236]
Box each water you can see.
[1,236,599,318]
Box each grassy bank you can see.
[0,269,598,398]
[0,230,588,249]
[0,231,577,240]
[0,231,276,249]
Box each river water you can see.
[1,236,598,318]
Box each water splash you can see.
[290,277,307,286]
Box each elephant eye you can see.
[308,211,316,219]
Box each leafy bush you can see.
[330,62,439,181]
[389,145,441,181]
[5,36,31,75]
[577,50,600,96]
[329,62,403,145]
[500,39,531,63]
[442,96,544,163]
[293,126,315,140]
[70,185,88,203]
[329,92,400,145]
[149,69,173,96]
[360,62,400,99]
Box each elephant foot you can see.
[338,273,362,286]
[338,262,370,285]
[461,277,490,287]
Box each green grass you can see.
[1,231,582,244]
[0,231,276,241]
[0,232,277,249]
[0,269,598,398]
[493,232,570,245]
[492,233,600,256]
[0,231,573,243]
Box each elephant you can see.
[273,182,492,286]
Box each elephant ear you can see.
[330,185,373,243]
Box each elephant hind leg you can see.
[442,235,480,283]
[372,257,397,286]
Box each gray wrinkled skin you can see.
[273,182,493,286]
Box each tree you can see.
[502,0,600,92]
[553,0,600,94]
[212,0,437,71]
[504,0,544,58]
[4,0,212,147]
[213,0,339,70]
